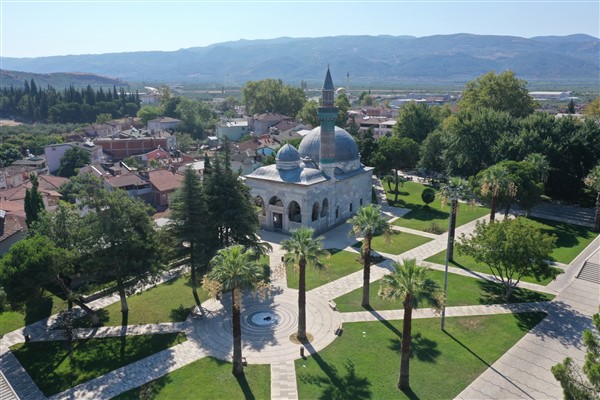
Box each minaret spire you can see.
[318,67,338,177]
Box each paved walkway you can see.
[1,209,597,400]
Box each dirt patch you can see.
[0,119,22,126]
[457,317,483,331]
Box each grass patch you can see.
[286,249,363,291]
[334,268,554,312]
[523,217,598,264]
[114,356,270,400]
[75,274,212,327]
[386,181,489,232]
[353,231,432,255]
[0,291,67,336]
[10,332,186,397]
[425,250,562,286]
[296,313,545,400]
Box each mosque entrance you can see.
[273,213,283,230]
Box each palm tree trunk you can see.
[361,233,372,308]
[448,200,458,262]
[190,242,201,306]
[490,195,498,221]
[297,258,307,341]
[595,191,600,232]
[232,288,244,375]
[398,297,413,390]
[394,173,400,204]
[504,202,511,217]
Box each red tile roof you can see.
[0,213,26,242]
[148,170,184,192]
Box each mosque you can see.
[244,68,374,234]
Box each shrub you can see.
[424,222,445,234]
[421,187,436,207]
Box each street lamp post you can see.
[440,198,456,331]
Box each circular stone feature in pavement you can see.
[187,287,342,364]
[248,311,279,327]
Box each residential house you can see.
[44,142,105,174]
[216,118,249,141]
[147,170,184,207]
[148,117,181,132]
[105,174,152,202]
[0,210,26,256]
[0,175,68,212]
[250,113,292,135]
[94,129,176,160]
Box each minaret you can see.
[317,67,338,177]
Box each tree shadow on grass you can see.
[24,293,54,326]
[71,308,109,329]
[401,206,449,223]
[477,280,551,305]
[298,355,372,400]
[170,305,191,322]
[116,374,174,400]
[235,371,257,400]
[388,332,441,363]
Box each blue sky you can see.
[2,1,599,58]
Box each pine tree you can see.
[24,173,45,227]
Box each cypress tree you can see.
[24,173,45,227]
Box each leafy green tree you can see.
[458,218,556,298]
[95,113,112,124]
[378,259,442,390]
[524,153,550,184]
[81,189,164,316]
[459,70,536,118]
[393,102,447,144]
[242,79,306,117]
[169,168,208,305]
[500,160,544,215]
[0,144,22,167]
[584,164,600,232]
[206,245,266,375]
[421,187,436,207]
[552,307,600,400]
[418,129,445,177]
[24,173,45,227]
[175,98,216,139]
[438,178,471,261]
[175,132,194,153]
[58,172,105,205]
[349,205,390,307]
[355,127,377,167]
[281,227,329,341]
[57,147,91,178]
[442,108,516,176]
[296,100,319,127]
[567,99,576,114]
[137,106,162,126]
[583,97,600,121]
[0,236,67,307]
[373,136,419,203]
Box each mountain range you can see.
[2,34,598,88]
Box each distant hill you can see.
[2,34,598,88]
[0,69,128,88]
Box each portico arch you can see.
[312,201,320,222]
[289,201,302,223]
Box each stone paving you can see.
[0,206,597,400]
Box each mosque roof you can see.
[276,143,300,162]
[245,165,327,185]
[298,126,360,164]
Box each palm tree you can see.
[524,153,551,184]
[281,227,329,341]
[207,245,265,375]
[348,204,390,308]
[379,259,442,390]
[584,164,600,232]
[439,178,471,261]
[479,165,516,221]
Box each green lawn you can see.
[296,313,546,399]
[114,356,270,400]
[353,230,433,255]
[0,291,68,336]
[10,332,187,397]
[523,217,598,264]
[76,274,212,327]
[334,268,554,313]
[287,249,363,291]
[385,181,490,232]
[425,251,562,286]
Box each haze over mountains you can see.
[2,34,598,88]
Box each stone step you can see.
[577,262,600,284]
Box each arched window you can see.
[311,202,320,222]
[255,196,266,215]
[350,202,353,212]
[269,196,283,207]
[321,198,329,218]
[289,201,302,223]
[335,206,339,219]
[360,198,363,206]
